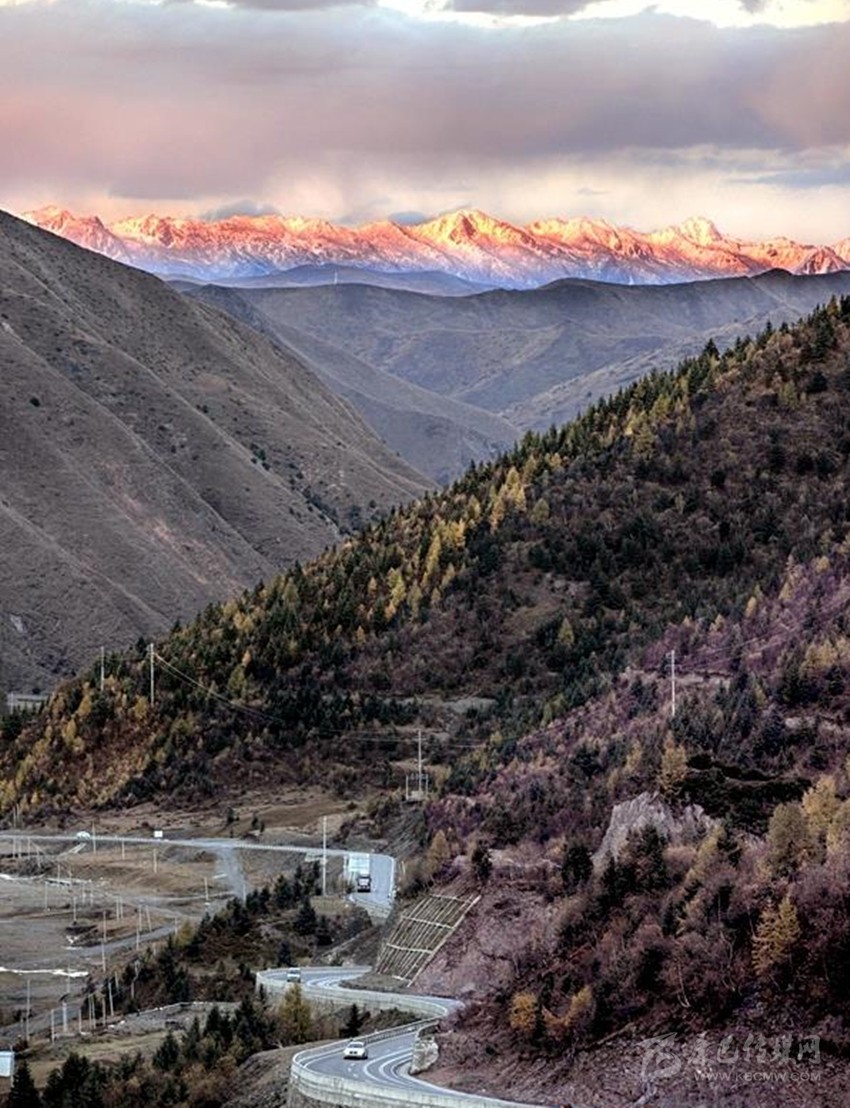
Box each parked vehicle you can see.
[349,852,371,892]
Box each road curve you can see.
[259,966,546,1108]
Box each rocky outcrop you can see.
[592,791,718,870]
[409,1031,439,1075]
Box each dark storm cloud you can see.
[1,1,849,208]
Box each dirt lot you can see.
[0,785,361,1059]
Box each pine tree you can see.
[278,983,312,1044]
[471,840,492,883]
[7,1060,42,1108]
[342,1003,362,1037]
[294,896,317,936]
[561,841,593,895]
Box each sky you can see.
[1,0,850,242]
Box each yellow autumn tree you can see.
[752,895,801,978]
[767,802,812,876]
[802,776,839,850]
[425,829,452,880]
[658,737,687,798]
[508,991,538,1038]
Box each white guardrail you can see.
[255,969,545,1108]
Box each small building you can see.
[0,1051,15,1081]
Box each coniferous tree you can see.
[7,1060,42,1108]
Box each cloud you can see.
[200,199,283,219]
[387,210,433,224]
[445,0,591,14]
[737,160,850,190]
[167,0,375,9]
[1,1,850,241]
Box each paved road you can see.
[0,831,395,917]
[266,966,544,1106]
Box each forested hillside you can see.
[3,299,850,815]
[417,511,850,1101]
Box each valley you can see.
[6,1,850,1104]
[196,268,850,440]
[4,232,850,1108]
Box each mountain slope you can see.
[0,211,429,693]
[212,269,850,431]
[5,298,850,815]
[24,206,850,289]
[414,540,850,1104]
[189,283,518,483]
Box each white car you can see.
[343,1039,368,1060]
[285,967,302,983]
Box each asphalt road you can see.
[0,831,395,916]
[283,967,543,1106]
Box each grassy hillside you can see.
[3,298,850,816]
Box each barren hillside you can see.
[0,211,429,693]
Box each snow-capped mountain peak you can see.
[18,205,850,289]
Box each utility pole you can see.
[149,643,155,707]
[100,646,105,693]
[321,816,327,897]
[669,649,677,720]
[417,728,423,798]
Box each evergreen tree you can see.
[7,1060,42,1108]
[293,897,317,936]
[342,1003,362,1037]
[278,983,312,1045]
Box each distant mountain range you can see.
[24,206,850,289]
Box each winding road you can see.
[2,832,542,1105]
[258,966,546,1108]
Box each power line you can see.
[151,649,486,747]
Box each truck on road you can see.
[347,852,371,893]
